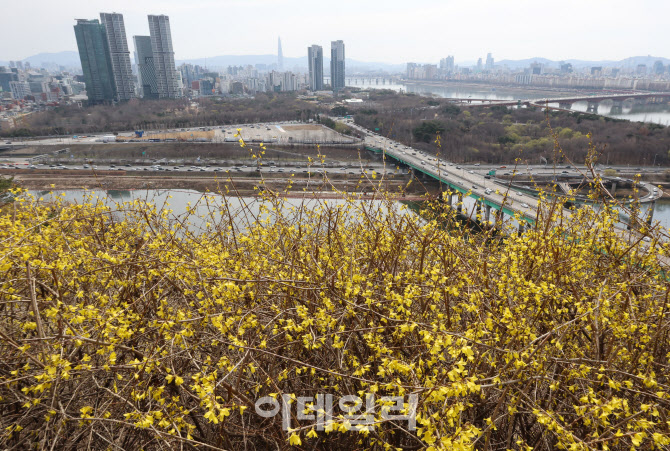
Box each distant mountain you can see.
[496,55,670,70]
[1,51,81,69]
[175,54,404,74]
[495,57,561,69]
[25,51,81,68]
[4,51,668,74]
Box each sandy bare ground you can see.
[1,143,372,163]
[8,170,417,195]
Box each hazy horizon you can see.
[0,0,667,64]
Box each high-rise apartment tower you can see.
[307,45,323,91]
[133,35,159,99]
[73,19,116,103]
[148,15,180,98]
[330,40,345,92]
[99,12,135,101]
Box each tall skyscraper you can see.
[0,67,19,93]
[148,14,180,98]
[133,36,159,99]
[100,13,134,101]
[277,37,284,71]
[307,45,323,91]
[330,40,345,92]
[485,53,494,71]
[73,19,116,103]
[446,56,455,72]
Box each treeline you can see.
[2,94,328,137]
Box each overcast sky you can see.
[1,0,667,63]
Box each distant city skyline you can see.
[1,0,668,63]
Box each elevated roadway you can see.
[339,119,664,240]
[343,121,543,223]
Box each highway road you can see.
[342,119,664,226]
[345,121,543,222]
[0,161,395,177]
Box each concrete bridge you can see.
[338,119,662,233]
[449,92,670,114]
[324,77,401,86]
[534,92,670,114]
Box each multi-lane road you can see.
[345,121,544,221]
[343,119,663,223]
[0,161,395,177]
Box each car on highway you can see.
[521,203,529,208]
[468,170,474,174]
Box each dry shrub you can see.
[0,183,669,450]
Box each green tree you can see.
[330,106,348,117]
[413,120,446,143]
[442,104,461,116]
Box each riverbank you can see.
[402,80,585,97]
[5,169,420,196]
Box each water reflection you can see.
[27,189,670,233]
[28,189,415,235]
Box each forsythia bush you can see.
[0,189,669,450]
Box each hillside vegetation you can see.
[0,182,669,449]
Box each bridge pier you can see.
[485,205,491,224]
[610,181,617,197]
[475,201,482,222]
[586,101,599,113]
[610,100,624,114]
[457,193,463,214]
[518,222,525,236]
[558,101,573,110]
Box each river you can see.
[346,79,670,125]
[26,189,670,231]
